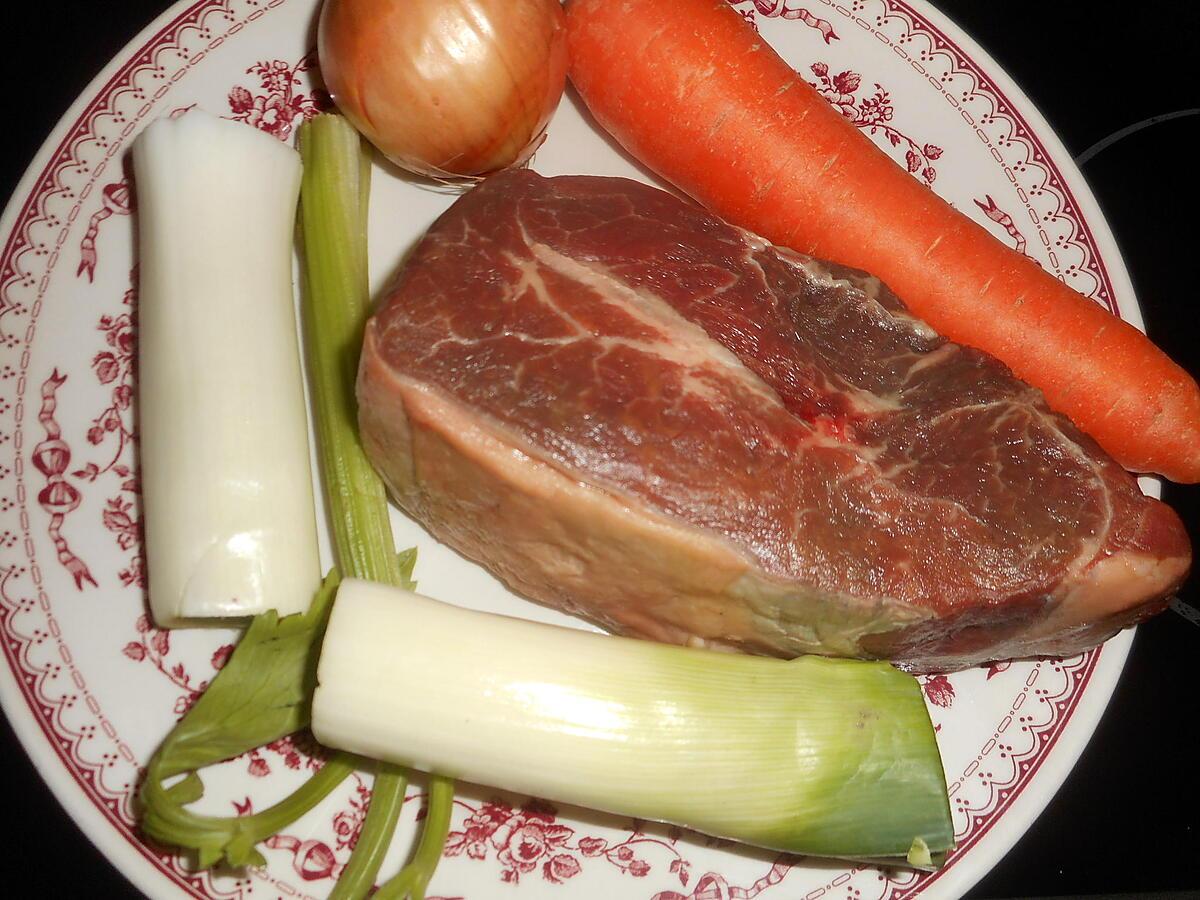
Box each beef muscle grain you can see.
[359,171,1190,671]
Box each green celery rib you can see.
[143,753,356,869]
[328,769,408,900]
[374,775,455,900]
[297,113,402,586]
[297,112,454,898]
[138,569,355,869]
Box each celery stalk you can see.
[139,570,352,868]
[373,776,456,900]
[297,113,454,899]
[328,769,407,900]
[297,114,401,585]
[314,580,956,865]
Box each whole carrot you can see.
[565,0,1200,482]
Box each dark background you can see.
[1,1,1197,897]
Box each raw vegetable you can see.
[318,0,568,179]
[297,112,455,899]
[564,0,1200,483]
[140,113,455,897]
[295,111,398,585]
[139,555,414,870]
[134,110,321,626]
[313,579,956,865]
[140,569,355,868]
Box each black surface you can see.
[1,1,1197,897]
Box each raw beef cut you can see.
[358,170,1190,671]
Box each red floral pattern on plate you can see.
[33,281,142,592]
[77,52,325,285]
[985,660,1013,680]
[31,370,97,588]
[809,62,942,184]
[226,54,329,141]
[332,775,372,852]
[444,798,693,886]
[77,181,133,283]
[738,0,838,42]
[922,673,957,708]
[651,859,794,900]
[974,195,1030,256]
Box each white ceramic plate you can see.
[0,1,1152,897]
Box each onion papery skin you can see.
[319,0,569,178]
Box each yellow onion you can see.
[319,0,568,178]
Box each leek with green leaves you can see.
[313,580,956,866]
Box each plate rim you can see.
[0,4,260,895]
[822,2,1145,893]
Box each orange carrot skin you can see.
[565,0,1200,482]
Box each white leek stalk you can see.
[134,110,320,627]
[312,579,955,864]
